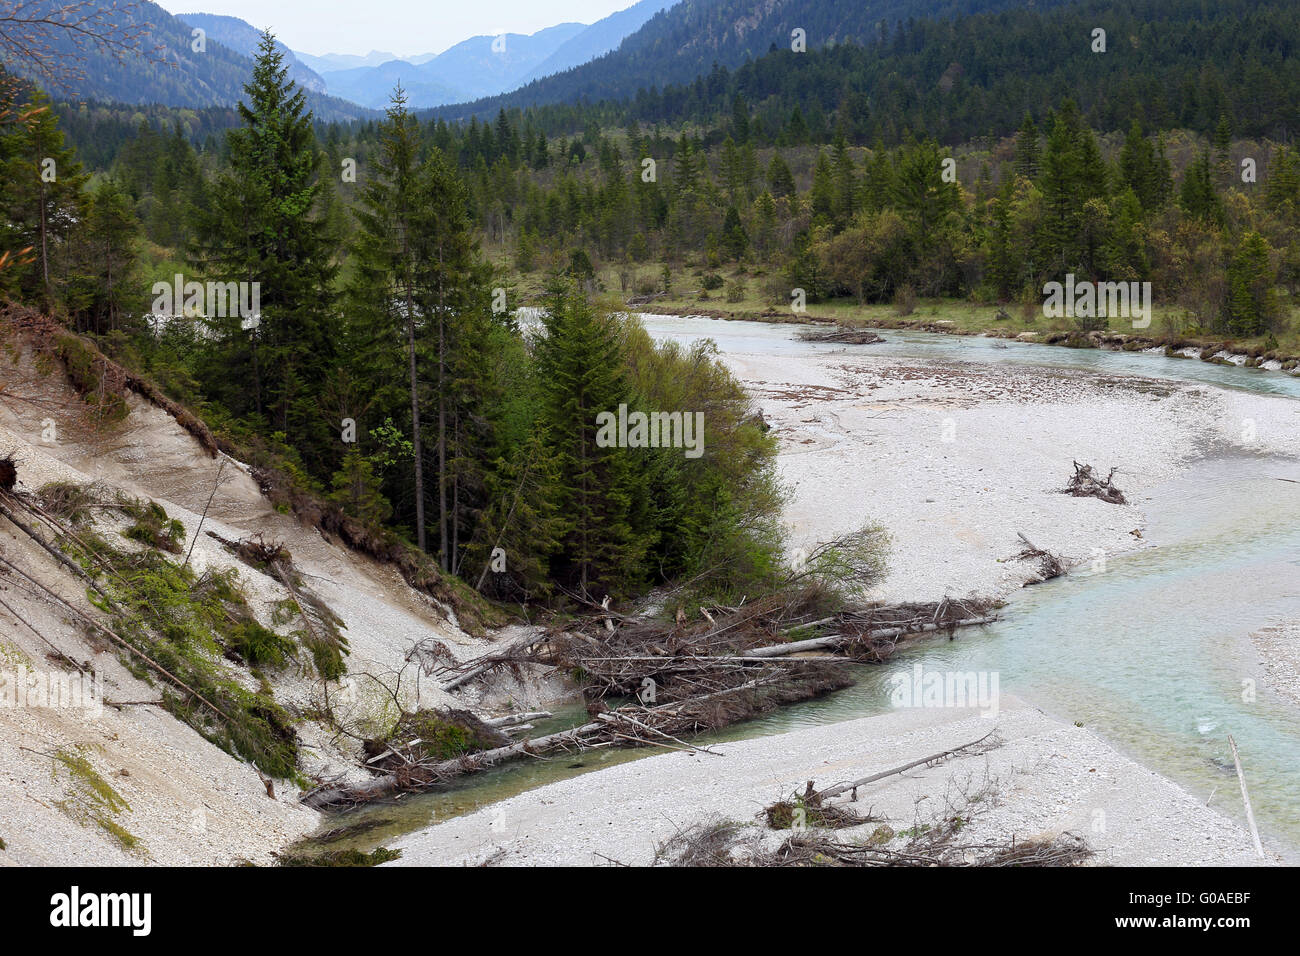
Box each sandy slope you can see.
[0,348,566,865]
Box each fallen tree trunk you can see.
[302,674,791,809]
[439,632,548,691]
[0,493,114,603]
[814,730,998,800]
[483,711,551,728]
[739,616,997,658]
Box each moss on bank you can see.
[41,494,306,779]
[276,846,402,867]
[51,746,139,852]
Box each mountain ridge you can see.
[429,0,1061,119]
[0,0,373,120]
[177,12,328,93]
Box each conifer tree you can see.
[1226,231,1276,336]
[1180,151,1223,224]
[78,178,139,333]
[420,147,497,572]
[767,153,796,199]
[0,88,86,308]
[196,30,337,451]
[347,85,431,550]
[1038,115,1082,274]
[534,282,649,596]
[1013,113,1040,180]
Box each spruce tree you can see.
[347,86,431,550]
[420,147,497,572]
[1226,231,1275,336]
[0,88,86,309]
[534,283,649,596]
[1180,151,1223,224]
[1013,113,1041,180]
[78,178,139,333]
[767,153,796,199]
[196,30,337,454]
[1038,115,1082,275]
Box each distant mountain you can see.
[519,0,680,85]
[297,50,405,72]
[0,0,372,120]
[177,12,327,93]
[313,61,467,112]
[432,0,1059,119]
[418,23,587,100]
[306,22,590,109]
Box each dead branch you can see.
[1012,532,1065,584]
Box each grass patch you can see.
[364,708,511,767]
[227,620,297,669]
[51,746,139,852]
[277,847,402,867]
[118,498,186,553]
[63,528,303,779]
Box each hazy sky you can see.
[160,1,639,58]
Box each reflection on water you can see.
[308,319,1300,857]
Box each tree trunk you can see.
[406,286,426,553]
[37,178,49,306]
[451,412,460,574]
[437,281,449,572]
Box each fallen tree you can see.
[302,667,847,808]
[302,590,998,809]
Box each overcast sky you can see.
[160,1,639,58]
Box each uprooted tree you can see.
[1065,460,1126,504]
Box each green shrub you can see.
[229,621,296,669]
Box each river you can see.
[308,317,1300,860]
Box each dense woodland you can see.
[4,0,1300,607]
[0,44,784,606]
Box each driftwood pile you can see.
[302,589,996,809]
[654,821,1091,867]
[1012,532,1065,584]
[654,735,1092,868]
[1065,460,1126,504]
[796,327,885,345]
[534,590,994,707]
